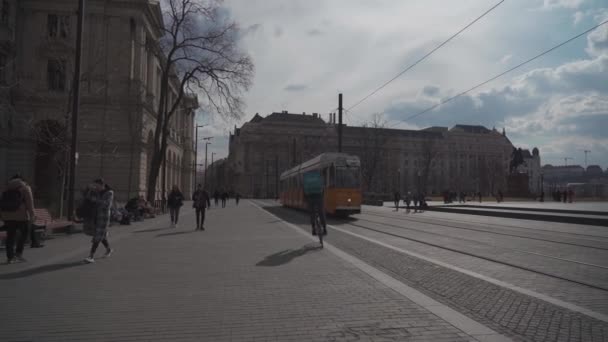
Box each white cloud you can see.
[573,11,585,25]
[542,0,584,10]
[218,0,608,167]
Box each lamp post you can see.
[540,171,544,202]
[204,141,211,188]
[194,125,206,187]
[397,168,401,194]
[417,170,421,195]
[211,152,216,190]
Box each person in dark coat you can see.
[221,191,228,208]
[562,190,567,203]
[393,191,400,211]
[192,184,211,230]
[213,190,220,207]
[0,174,35,264]
[235,192,241,206]
[84,179,113,264]
[167,185,184,228]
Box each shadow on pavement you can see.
[133,227,169,234]
[155,230,197,238]
[0,261,85,280]
[256,244,322,267]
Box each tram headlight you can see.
[347,198,352,203]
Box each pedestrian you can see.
[562,190,567,203]
[0,174,35,264]
[221,191,228,208]
[413,193,419,213]
[84,179,113,264]
[393,191,400,211]
[80,182,99,238]
[235,192,241,206]
[192,184,210,230]
[214,190,220,207]
[478,191,482,203]
[540,190,545,202]
[568,188,574,203]
[167,185,184,228]
[404,192,411,213]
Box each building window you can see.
[48,14,70,38]
[1,0,9,25]
[47,59,66,91]
[0,54,6,85]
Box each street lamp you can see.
[194,125,204,186]
[211,152,216,189]
[204,141,211,188]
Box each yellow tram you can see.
[279,153,362,216]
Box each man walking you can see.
[0,174,35,264]
[193,184,211,230]
[393,191,400,211]
[221,191,228,208]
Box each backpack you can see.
[303,171,323,195]
[0,188,24,212]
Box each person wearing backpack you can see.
[303,171,327,236]
[0,174,35,264]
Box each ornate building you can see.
[0,0,197,214]
[226,111,527,198]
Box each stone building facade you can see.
[0,0,197,214]
[226,111,524,198]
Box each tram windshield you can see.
[335,166,360,188]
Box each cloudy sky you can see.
[196,0,608,170]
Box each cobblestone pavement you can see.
[358,206,608,315]
[351,211,608,290]
[257,201,608,342]
[0,201,477,342]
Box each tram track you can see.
[364,207,608,239]
[347,216,608,269]
[360,211,608,251]
[333,218,608,292]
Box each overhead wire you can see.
[345,0,506,114]
[388,18,608,128]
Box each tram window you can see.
[336,167,360,188]
[328,167,335,187]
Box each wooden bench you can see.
[33,208,74,235]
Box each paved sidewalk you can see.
[1,201,481,342]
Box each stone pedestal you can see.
[507,173,531,197]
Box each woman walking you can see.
[167,185,184,228]
[84,179,113,264]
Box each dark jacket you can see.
[0,179,35,222]
[192,190,210,209]
[167,190,184,208]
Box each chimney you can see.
[313,113,318,118]
[282,110,287,114]
[302,112,306,115]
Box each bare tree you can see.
[360,113,388,193]
[146,0,254,201]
